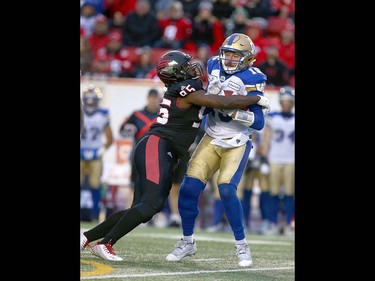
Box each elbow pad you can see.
[232,110,254,126]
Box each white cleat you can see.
[235,243,253,267]
[80,232,89,252]
[166,239,197,261]
[90,242,123,261]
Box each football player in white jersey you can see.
[80,84,113,221]
[261,86,295,236]
[80,97,84,137]
[166,33,268,267]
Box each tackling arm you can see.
[186,90,269,110]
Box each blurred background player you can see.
[80,84,114,222]
[239,130,271,234]
[261,86,295,236]
[80,71,84,137]
[166,33,268,267]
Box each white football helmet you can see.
[82,84,103,114]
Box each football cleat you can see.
[80,232,89,252]
[235,243,253,267]
[166,238,197,261]
[90,242,123,261]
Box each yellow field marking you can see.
[80,259,114,277]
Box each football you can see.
[221,89,238,96]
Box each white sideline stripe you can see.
[131,233,293,246]
[80,266,295,279]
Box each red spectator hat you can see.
[95,15,108,23]
[266,37,281,47]
[108,32,122,42]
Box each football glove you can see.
[97,147,105,158]
[257,95,270,115]
[206,76,223,95]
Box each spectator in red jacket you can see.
[245,20,269,67]
[91,32,134,77]
[88,15,112,55]
[153,1,192,49]
[278,24,295,73]
[103,0,137,18]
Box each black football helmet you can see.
[156,50,203,86]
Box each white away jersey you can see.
[266,112,295,163]
[81,108,110,151]
[205,56,267,147]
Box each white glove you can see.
[97,147,105,158]
[257,95,270,115]
[260,163,270,175]
[207,76,223,95]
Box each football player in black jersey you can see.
[80,50,270,261]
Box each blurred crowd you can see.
[80,0,295,87]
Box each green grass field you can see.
[80,222,294,280]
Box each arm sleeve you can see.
[248,104,265,130]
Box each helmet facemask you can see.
[84,97,99,114]
[181,61,203,81]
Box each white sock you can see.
[183,235,194,243]
[235,239,247,246]
[170,214,181,223]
